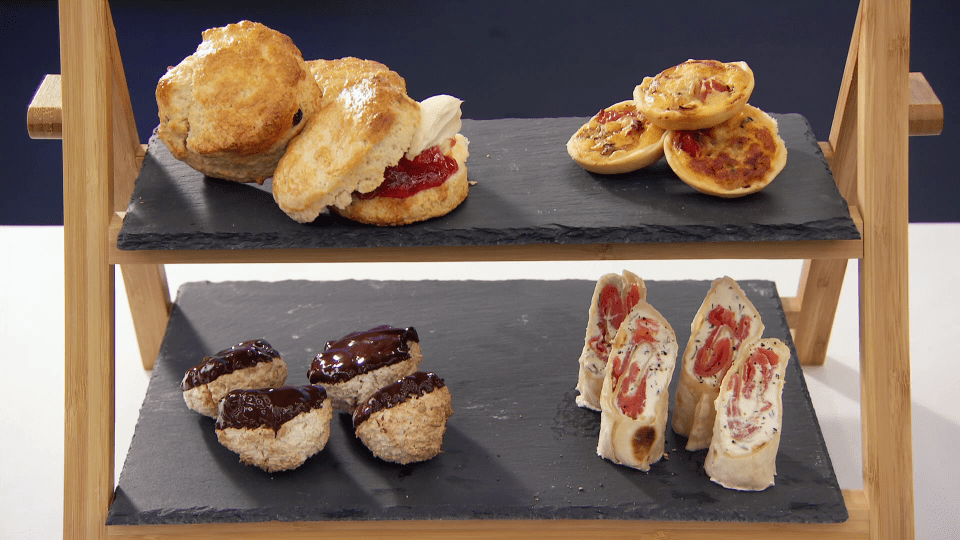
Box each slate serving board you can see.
[108,279,847,525]
[116,115,859,251]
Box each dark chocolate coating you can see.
[352,371,446,427]
[180,339,279,391]
[215,385,328,432]
[307,326,419,385]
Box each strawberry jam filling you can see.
[358,140,459,200]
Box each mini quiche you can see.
[566,100,666,174]
[664,105,787,198]
[634,59,754,131]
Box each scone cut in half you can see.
[353,371,453,464]
[566,100,666,174]
[156,21,321,183]
[576,270,647,411]
[215,385,333,473]
[180,339,288,418]
[307,325,423,412]
[664,104,787,198]
[705,337,790,491]
[273,58,470,225]
[633,59,754,131]
[673,277,765,451]
[596,299,678,472]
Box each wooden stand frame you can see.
[43,0,942,537]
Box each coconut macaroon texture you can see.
[352,371,453,464]
[155,21,321,183]
[307,325,423,412]
[566,100,667,174]
[180,339,288,418]
[215,385,333,473]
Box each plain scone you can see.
[155,21,321,183]
[272,58,421,222]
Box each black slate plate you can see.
[108,279,847,525]
[116,115,859,251]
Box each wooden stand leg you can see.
[120,264,172,370]
[793,259,848,366]
[859,0,914,538]
[61,0,113,538]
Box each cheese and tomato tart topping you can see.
[634,59,754,131]
[705,337,790,491]
[566,100,666,174]
[597,300,678,471]
[664,105,787,198]
[576,270,647,411]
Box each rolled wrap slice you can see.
[705,337,790,491]
[597,300,678,471]
[673,276,764,450]
[576,270,647,411]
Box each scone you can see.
[215,385,333,473]
[333,132,470,225]
[307,325,423,412]
[272,58,421,222]
[633,59,754,131]
[663,105,787,197]
[566,100,666,174]
[597,300,678,472]
[576,270,647,411]
[705,338,790,491]
[353,371,453,464]
[673,277,765,450]
[156,21,321,183]
[180,339,288,418]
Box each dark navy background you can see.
[3,0,955,224]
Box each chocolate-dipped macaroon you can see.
[215,385,332,472]
[180,339,288,417]
[307,325,422,412]
[353,371,453,464]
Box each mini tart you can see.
[215,385,332,473]
[180,339,288,418]
[566,100,666,174]
[353,372,453,464]
[333,133,470,226]
[663,105,787,198]
[633,59,754,131]
[307,325,423,412]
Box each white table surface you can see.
[1,224,957,539]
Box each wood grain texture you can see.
[103,490,868,540]
[119,264,172,370]
[858,0,915,538]
[908,72,943,136]
[26,74,63,139]
[60,1,115,540]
